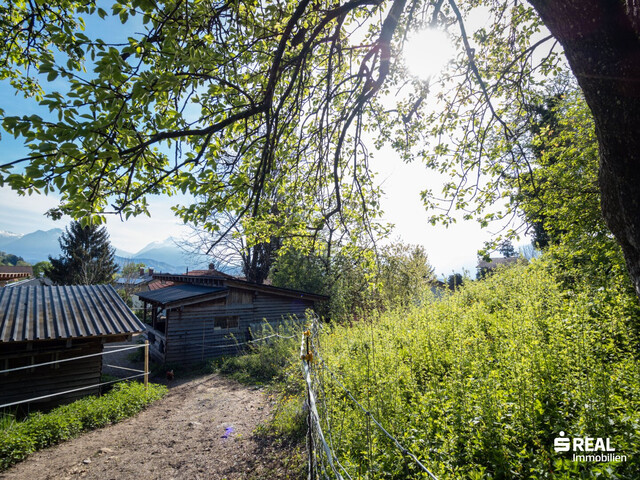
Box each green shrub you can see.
[215,321,303,386]
[0,382,167,471]
[311,259,640,479]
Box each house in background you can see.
[477,256,523,279]
[138,272,327,364]
[0,266,33,287]
[0,285,145,410]
[4,277,53,288]
[115,267,156,310]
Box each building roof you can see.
[137,284,228,306]
[0,266,33,284]
[0,285,146,343]
[186,268,235,278]
[151,273,329,302]
[115,275,153,286]
[0,266,33,274]
[147,279,175,291]
[477,257,521,269]
[5,277,54,288]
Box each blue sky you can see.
[0,7,505,278]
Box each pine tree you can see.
[47,222,118,285]
[498,240,517,258]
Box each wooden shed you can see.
[138,273,327,364]
[0,285,145,410]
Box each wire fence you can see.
[0,345,144,375]
[145,329,299,356]
[196,331,297,350]
[1,325,297,411]
[301,315,439,480]
[3,314,438,477]
[0,343,149,410]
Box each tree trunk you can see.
[528,0,640,297]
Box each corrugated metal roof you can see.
[137,284,227,306]
[0,285,146,343]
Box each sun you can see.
[402,28,455,80]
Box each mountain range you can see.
[0,229,208,273]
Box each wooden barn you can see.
[138,272,327,364]
[0,285,145,410]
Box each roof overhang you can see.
[137,284,229,308]
[151,273,328,302]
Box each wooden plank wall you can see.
[164,301,252,364]
[0,339,103,410]
[253,293,312,323]
[163,288,314,364]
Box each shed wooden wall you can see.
[0,339,102,410]
[253,292,311,323]
[162,288,313,364]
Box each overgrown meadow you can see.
[304,259,640,479]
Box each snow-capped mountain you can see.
[0,228,208,273]
[128,237,205,272]
[0,229,63,263]
[0,230,24,249]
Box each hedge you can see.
[0,381,167,470]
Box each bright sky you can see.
[0,10,508,279]
[0,144,492,279]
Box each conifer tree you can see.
[498,240,517,259]
[47,221,118,285]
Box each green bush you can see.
[0,382,167,471]
[311,259,640,479]
[215,321,304,386]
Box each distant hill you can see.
[0,250,27,266]
[0,229,63,264]
[114,248,136,258]
[134,237,189,267]
[114,255,182,274]
[0,230,23,249]
[0,229,209,273]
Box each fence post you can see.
[144,340,149,390]
[302,330,316,480]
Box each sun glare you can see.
[403,28,455,80]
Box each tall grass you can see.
[314,260,640,478]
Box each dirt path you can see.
[0,374,303,480]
